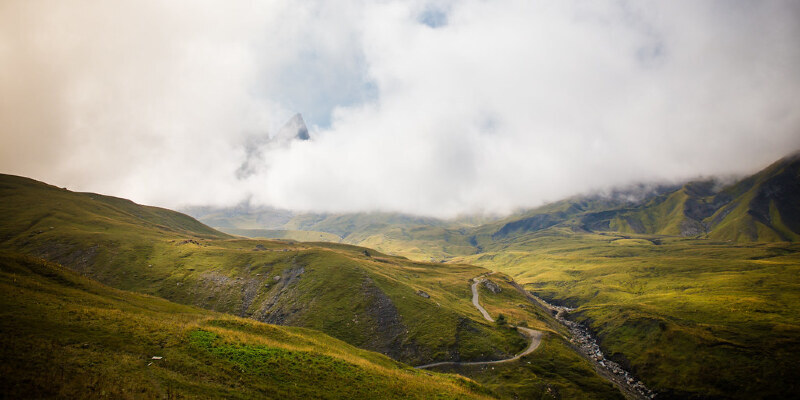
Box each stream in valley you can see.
[510,282,656,399]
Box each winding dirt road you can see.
[471,278,495,322]
[415,276,544,369]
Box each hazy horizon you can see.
[2,1,800,218]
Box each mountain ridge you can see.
[192,152,800,258]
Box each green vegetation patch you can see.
[189,330,378,397]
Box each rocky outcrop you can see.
[483,280,501,294]
[32,242,99,276]
[253,265,306,324]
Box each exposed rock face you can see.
[361,277,409,360]
[238,277,263,317]
[416,290,430,298]
[679,219,706,237]
[483,280,501,294]
[253,265,306,324]
[32,242,99,276]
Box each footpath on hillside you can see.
[415,275,543,369]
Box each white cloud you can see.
[2,1,799,217]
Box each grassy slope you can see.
[611,153,800,242]
[610,189,691,236]
[453,228,800,399]
[707,154,800,242]
[0,173,624,398]
[0,251,491,399]
[0,174,527,367]
[0,174,227,241]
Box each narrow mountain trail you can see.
[416,275,544,369]
[471,278,495,322]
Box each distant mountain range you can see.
[186,151,800,262]
[487,151,800,242]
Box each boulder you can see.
[484,280,501,294]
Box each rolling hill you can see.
[0,251,491,399]
[0,173,620,399]
[0,174,527,366]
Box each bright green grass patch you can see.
[188,330,380,398]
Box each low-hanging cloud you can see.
[2,0,799,218]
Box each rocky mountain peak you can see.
[276,113,309,142]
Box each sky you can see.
[1,0,800,218]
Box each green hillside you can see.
[707,153,800,241]
[0,173,619,398]
[0,174,526,366]
[0,251,491,399]
[0,174,227,242]
[597,154,800,242]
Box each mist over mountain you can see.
[4,2,800,399]
[187,152,800,249]
[236,113,310,180]
[3,1,800,217]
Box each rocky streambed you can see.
[510,282,655,400]
[540,298,654,399]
